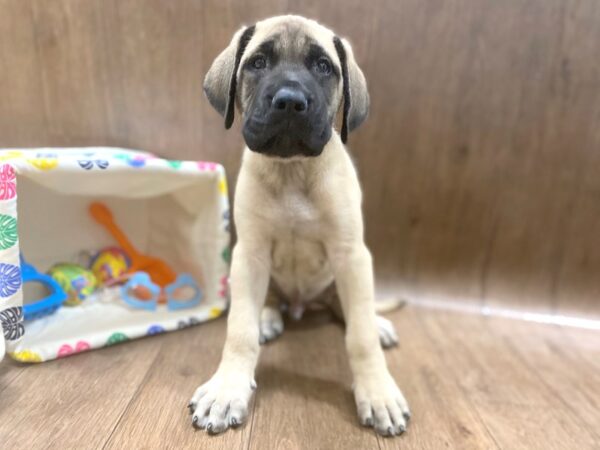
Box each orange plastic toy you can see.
[89,202,177,287]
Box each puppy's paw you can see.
[189,372,256,434]
[259,306,284,344]
[354,374,410,437]
[376,315,399,348]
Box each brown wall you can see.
[1,0,599,319]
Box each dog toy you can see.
[21,255,68,320]
[121,272,202,311]
[90,247,131,285]
[89,202,176,287]
[47,263,98,306]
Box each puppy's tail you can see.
[374,297,407,314]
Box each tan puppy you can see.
[189,15,410,437]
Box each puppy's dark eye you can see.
[250,55,267,70]
[315,57,332,75]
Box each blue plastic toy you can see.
[121,272,202,311]
[21,255,68,321]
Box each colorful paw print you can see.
[106,332,129,346]
[223,209,230,232]
[10,350,42,363]
[0,214,18,250]
[177,317,200,329]
[27,153,58,171]
[115,153,151,168]
[219,275,228,299]
[0,164,16,200]
[78,159,109,170]
[57,341,91,358]
[0,150,23,161]
[209,307,224,319]
[221,246,231,264]
[218,175,228,196]
[127,156,148,168]
[0,263,21,298]
[167,160,182,169]
[0,306,24,341]
[147,325,165,335]
[197,161,218,171]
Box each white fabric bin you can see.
[0,148,230,363]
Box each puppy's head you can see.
[204,15,369,158]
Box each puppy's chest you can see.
[267,187,323,236]
[271,234,332,305]
[264,184,333,304]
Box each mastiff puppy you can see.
[189,15,410,437]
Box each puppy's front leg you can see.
[329,242,410,436]
[189,241,270,434]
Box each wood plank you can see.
[0,0,49,144]
[2,0,600,315]
[488,318,600,435]
[481,0,600,316]
[0,336,161,450]
[248,311,380,450]
[98,0,208,157]
[558,326,600,371]
[547,0,600,319]
[418,308,599,449]
[0,358,25,395]
[379,307,499,449]
[1,307,599,448]
[103,317,250,450]
[29,0,112,146]
[553,189,600,320]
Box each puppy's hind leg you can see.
[375,315,399,349]
[260,285,284,344]
[326,287,403,349]
[374,297,406,348]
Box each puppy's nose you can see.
[271,87,308,113]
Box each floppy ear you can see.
[204,25,256,129]
[333,37,370,143]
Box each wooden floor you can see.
[0,305,599,449]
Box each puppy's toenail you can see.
[230,417,238,427]
[192,416,199,429]
[399,425,406,434]
[403,411,411,421]
[188,402,195,413]
[207,423,213,432]
[365,417,373,427]
[387,426,393,436]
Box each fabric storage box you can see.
[0,148,230,363]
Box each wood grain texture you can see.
[1,307,599,449]
[103,320,249,450]
[0,359,24,395]
[488,318,600,434]
[559,326,600,370]
[418,310,600,449]
[0,0,599,317]
[0,337,162,449]
[379,308,499,450]
[249,312,380,450]
[0,0,48,143]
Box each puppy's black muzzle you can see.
[271,86,308,113]
[243,72,332,158]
